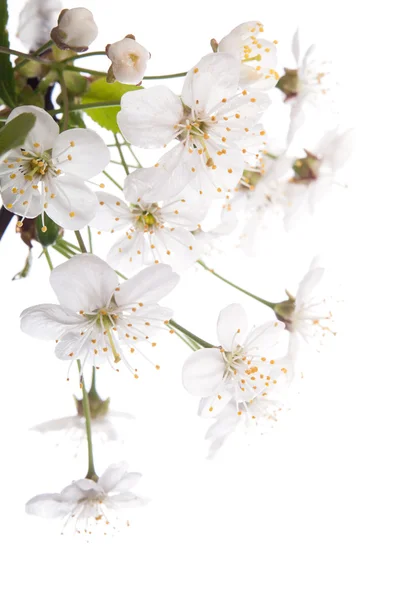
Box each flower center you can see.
[132,204,160,231]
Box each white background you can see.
[1,1,399,599]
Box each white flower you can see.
[118,53,271,196]
[51,7,98,52]
[26,462,148,535]
[20,254,179,373]
[91,166,208,273]
[217,21,279,90]
[182,303,288,416]
[31,410,135,444]
[106,35,150,85]
[0,106,109,230]
[284,128,352,224]
[285,29,333,144]
[237,154,294,253]
[274,259,335,357]
[17,0,62,51]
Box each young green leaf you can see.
[0,112,36,157]
[81,77,141,133]
[0,0,17,107]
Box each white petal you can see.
[25,493,71,518]
[107,492,149,508]
[198,390,232,417]
[149,228,199,271]
[50,254,118,313]
[20,303,84,340]
[182,53,240,114]
[106,231,145,272]
[91,192,132,231]
[291,28,301,64]
[31,416,81,433]
[217,303,248,350]
[115,263,179,306]
[47,175,97,230]
[98,462,127,493]
[1,186,43,220]
[296,267,325,306]
[53,129,110,179]
[244,321,285,354]
[112,472,142,492]
[118,86,183,148]
[54,331,88,361]
[182,348,225,396]
[6,105,59,150]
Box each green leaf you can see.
[0,113,36,157]
[81,77,141,133]
[0,0,17,108]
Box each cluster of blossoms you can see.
[0,3,349,535]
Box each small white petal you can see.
[91,191,132,231]
[118,86,183,148]
[47,174,97,230]
[6,105,59,150]
[53,129,110,179]
[50,254,118,313]
[115,263,179,306]
[107,37,150,85]
[20,303,84,340]
[25,493,71,518]
[217,303,248,350]
[98,462,128,493]
[182,348,225,396]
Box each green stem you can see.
[58,70,70,131]
[48,101,121,116]
[77,360,97,481]
[115,270,128,280]
[43,247,53,270]
[60,51,107,63]
[125,144,142,168]
[53,243,74,259]
[0,45,50,64]
[75,230,88,253]
[143,71,187,80]
[114,133,129,175]
[169,319,214,349]
[197,260,276,309]
[59,239,81,252]
[103,170,123,190]
[170,326,201,351]
[63,64,107,78]
[14,41,53,70]
[87,226,93,253]
[111,159,137,168]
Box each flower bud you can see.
[51,7,98,52]
[291,151,321,183]
[35,213,63,246]
[273,292,296,330]
[105,35,150,85]
[276,68,300,100]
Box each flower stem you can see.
[53,243,74,259]
[114,134,129,175]
[87,226,93,253]
[48,101,121,116]
[77,360,98,481]
[169,319,214,349]
[43,247,53,270]
[13,41,53,70]
[169,325,201,351]
[63,64,107,77]
[197,260,277,309]
[75,230,88,253]
[103,170,123,190]
[58,238,80,252]
[58,70,70,131]
[115,270,128,280]
[143,71,187,80]
[59,51,107,63]
[0,45,50,64]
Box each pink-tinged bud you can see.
[105,35,150,85]
[51,7,98,53]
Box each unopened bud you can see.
[291,151,321,183]
[51,7,98,53]
[105,35,150,85]
[276,68,300,100]
[35,213,63,246]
